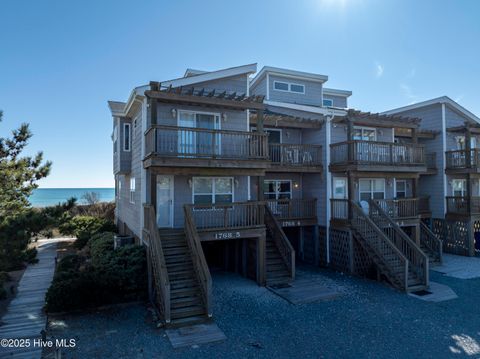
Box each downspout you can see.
[325,112,335,264]
[138,97,147,243]
[441,103,447,216]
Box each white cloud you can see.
[375,62,384,78]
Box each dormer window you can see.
[273,81,305,94]
[323,99,334,107]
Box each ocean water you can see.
[29,188,115,207]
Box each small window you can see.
[193,177,233,205]
[264,180,292,200]
[290,84,305,93]
[123,123,131,152]
[395,180,406,199]
[353,127,377,141]
[323,99,334,107]
[274,81,289,91]
[116,177,122,198]
[452,179,466,197]
[130,177,135,203]
[359,179,385,202]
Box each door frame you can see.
[157,175,174,228]
[332,177,348,199]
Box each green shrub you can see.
[45,232,147,312]
[59,216,116,249]
[0,286,6,300]
[22,247,38,264]
[0,271,11,282]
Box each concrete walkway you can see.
[432,253,480,279]
[0,239,60,358]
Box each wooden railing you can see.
[330,140,425,166]
[445,149,480,169]
[143,204,170,323]
[374,198,424,219]
[350,201,410,291]
[269,143,322,167]
[186,201,264,230]
[419,222,443,264]
[145,125,268,160]
[266,198,317,221]
[330,198,349,220]
[184,206,212,317]
[369,200,429,288]
[426,153,437,170]
[264,205,295,281]
[418,196,431,215]
[446,196,480,215]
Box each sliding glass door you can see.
[178,111,220,156]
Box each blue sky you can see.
[1,0,479,188]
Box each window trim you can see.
[353,126,377,141]
[192,177,234,205]
[264,179,293,200]
[323,98,334,107]
[273,80,305,94]
[129,177,135,204]
[123,123,131,152]
[358,178,386,202]
[452,179,467,197]
[395,179,407,199]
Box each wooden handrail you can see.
[330,140,426,166]
[446,196,480,215]
[143,204,171,323]
[184,206,212,317]
[144,125,269,160]
[266,198,317,220]
[373,198,420,219]
[264,205,295,281]
[350,201,410,291]
[330,198,349,220]
[445,149,480,169]
[369,200,429,288]
[269,143,322,166]
[419,222,443,264]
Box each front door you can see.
[333,177,348,218]
[157,175,174,228]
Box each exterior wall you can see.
[267,74,323,107]
[171,175,249,228]
[190,74,248,94]
[330,123,394,144]
[249,76,267,97]
[263,173,303,199]
[323,94,347,108]
[445,175,480,197]
[392,104,445,217]
[263,126,301,144]
[113,117,132,174]
[115,108,143,238]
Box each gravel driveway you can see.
[46,265,480,358]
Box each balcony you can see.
[330,140,426,172]
[269,144,322,172]
[446,196,480,217]
[144,125,270,171]
[445,149,480,173]
[266,198,318,227]
[330,197,430,224]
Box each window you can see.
[273,81,305,94]
[323,98,334,107]
[113,123,118,154]
[359,179,385,202]
[129,177,135,203]
[395,180,406,199]
[452,179,467,197]
[353,126,376,141]
[193,177,233,205]
[264,180,292,200]
[116,177,122,198]
[123,123,131,151]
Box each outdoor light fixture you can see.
[235,179,239,187]
[171,108,177,118]
[188,178,192,188]
[222,113,227,122]
[294,182,299,189]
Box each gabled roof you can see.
[162,63,257,88]
[184,68,208,77]
[323,88,352,97]
[250,66,329,88]
[108,101,127,116]
[382,96,480,124]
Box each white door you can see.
[333,177,348,218]
[157,175,174,227]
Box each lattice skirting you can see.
[318,226,374,276]
[432,218,474,256]
[318,226,328,267]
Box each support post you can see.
[466,128,472,168]
[257,235,266,286]
[411,127,418,144]
[467,174,472,214]
[347,172,354,219]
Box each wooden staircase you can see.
[158,229,209,327]
[419,222,443,265]
[264,205,295,287]
[349,201,429,292]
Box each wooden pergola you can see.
[250,109,325,129]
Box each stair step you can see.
[169,315,208,328]
[266,258,285,265]
[165,254,191,264]
[164,246,189,255]
[166,262,194,273]
[169,269,196,280]
[267,270,290,278]
[171,296,203,309]
[171,305,206,320]
[170,278,198,290]
[171,286,201,299]
[266,263,287,271]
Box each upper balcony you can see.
[446,196,480,218]
[329,140,427,172]
[445,149,480,174]
[269,143,322,172]
[144,125,270,171]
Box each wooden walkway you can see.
[0,239,59,358]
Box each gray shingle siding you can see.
[323,95,347,108]
[187,74,248,94]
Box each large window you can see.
[395,180,406,199]
[353,126,376,141]
[359,179,385,202]
[264,180,292,200]
[323,98,334,107]
[452,179,467,197]
[178,111,221,155]
[129,177,135,203]
[193,177,233,205]
[273,81,305,94]
[123,123,131,151]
